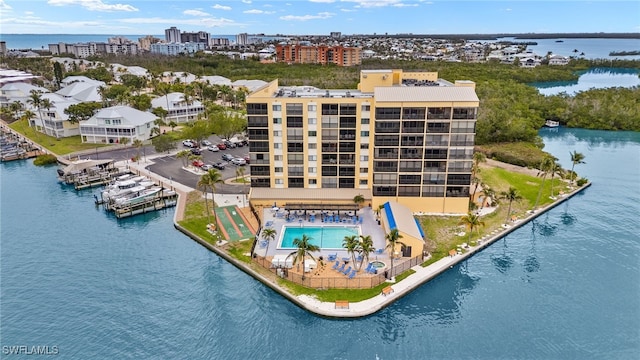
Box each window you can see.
[359,179,368,186]
[308,104,317,112]
[360,155,369,162]
[308,167,316,173]
[308,143,317,149]
[308,130,317,137]
[274,143,281,149]
[274,167,283,173]
[286,103,303,115]
[308,155,317,161]
[287,116,303,128]
[273,130,281,137]
[340,103,357,115]
[272,104,281,112]
[288,153,304,164]
[248,103,268,114]
[361,104,370,112]
[308,118,317,124]
[248,116,268,127]
[360,167,368,174]
[273,118,282,124]
[275,179,284,185]
[309,179,317,185]
[361,131,369,137]
[375,107,401,120]
[146,123,150,128]
[322,103,338,115]
[403,107,426,119]
[361,118,370,125]
[360,143,369,150]
[104,119,111,125]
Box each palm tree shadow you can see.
[490,237,514,274]
[561,202,577,226]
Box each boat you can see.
[555,40,564,43]
[101,176,149,202]
[114,187,162,207]
[544,120,560,128]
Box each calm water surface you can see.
[2,128,639,359]
[532,68,640,95]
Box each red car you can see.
[243,155,250,164]
[216,143,227,150]
[192,159,204,167]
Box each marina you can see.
[0,127,44,162]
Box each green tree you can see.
[210,111,246,141]
[128,94,152,111]
[182,120,211,147]
[260,228,277,257]
[152,107,168,124]
[286,234,320,280]
[120,74,147,94]
[197,169,224,226]
[119,137,130,159]
[470,152,487,203]
[458,212,485,244]
[132,139,144,162]
[26,90,44,132]
[534,156,556,210]
[385,229,406,280]
[353,194,365,208]
[499,187,523,224]
[53,62,64,89]
[358,234,375,271]
[176,149,191,168]
[569,150,586,186]
[342,235,360,268]
[549,161,565,198]
[151,134,177,153]
[64,102,102,124]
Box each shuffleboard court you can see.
[214,205,254,241]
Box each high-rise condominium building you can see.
[246,69,479,215]
[165,27,181,43]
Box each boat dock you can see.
[1,127,45,162]
[109,190,178,219]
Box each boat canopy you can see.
[59,159,114,176]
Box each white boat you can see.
[114,187,162,206]
[101,176,149,202]
[544,120,560,128]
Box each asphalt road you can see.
[93,135,251,195]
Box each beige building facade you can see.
[246,69,479,215]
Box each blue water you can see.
[279,226,360,249]
[531,68,640,96]
[477,37,640,60]
[2,127,639,359]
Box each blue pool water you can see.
[278,226,360,249]
[1,127,639,359]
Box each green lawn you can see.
[9,119,109,155]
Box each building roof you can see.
[83,106,157,127]
[0,82,48,96]
[232,79,268,92]
[199,75,232,86]
[150,92,203,110]
[56,81,103,102]
[250,187,372,202]
[61,76,104,86]
[382,201,425,241]
[374,86,479,102]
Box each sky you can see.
[1,0,639,36]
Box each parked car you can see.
[221,153,234,162]
[190,148,202,155]
[212,162,226,170]
[243,155,250,164]
[201,164,214,171]
[206,145,219,152]
[216,143,227,150]
[192,159,204,168]
[231,157,247,166]
[182,140,195,148]
[223,140,237,148]
[201,140,212,147]
[235,141,244,147]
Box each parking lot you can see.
[145,135,251,194]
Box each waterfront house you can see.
[150,92,204,123]
[79,105,157,144]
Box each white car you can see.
[231,157,247,166]
[202,140,212,147]
[182,140,195,148]
[207,145,219,152]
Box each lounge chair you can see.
[336,263,345,272]
[364,263,373,273]
[342,266,352,275]
[260,241,267,248]
[356,255,363,262]
[328,253,337,261]
[348,269,357,279]
[331,260,340,270]
[375,249,384,255]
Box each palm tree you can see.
[385,229,406,280]
[358,235,375,271]
[342,235,360,266]
[120,137,130,159]
[481,186,496,210]
[569,150,586,186]
[176,149,191,168]
[132,139,144,162]
[458,212,485,244]
[500,187,522,224]
[286,234,319,280]
[197,169,224,226]
[26,90,44,132]
[549,161,565,198]
[353,194,365,209]
[470,152,486,203]
[235,166,245,182]
[261,228,277,257]
[375,204,385,219]
[534,156,556,210]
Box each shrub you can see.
[576,178,589,186]
[33,154,58,166]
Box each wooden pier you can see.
[111,191,178,219]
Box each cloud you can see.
[0,0,11,10]
[280,12,334,21]
[183,9,210,16]
[340,0,403,8]
[340,8,356,12]
[243,9,275,14]
[47,0,138,12]
[241,0,251,3]
[212,4,231,11]
[2,16,102,28]
[392,3,418,7]
[309,0,335,2]
[118,16,237,28]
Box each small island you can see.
[609,50,640,56]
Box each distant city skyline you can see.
[0,0,638,36]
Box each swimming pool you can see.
[278,226,360,249]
